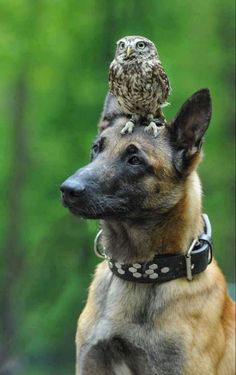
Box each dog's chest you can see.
[78,275,184,374]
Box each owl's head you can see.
[114,35,159,62]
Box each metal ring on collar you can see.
[94,229,106,259]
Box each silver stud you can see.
[149,273,158,279]
[128,267,137,273]
[161,267,170,273]
[149,264,158,270]
[145,269,154,275]
[133,263,141,269]
[133,272,142,278]
[117,268,125,275]
[115,262,122,269]
[191,264,195,270]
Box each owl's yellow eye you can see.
[119,42,126,50]
[136,41,146,49]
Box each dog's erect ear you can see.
[98,92,124,133]
[169,88,212,173]
[170,88,212,153]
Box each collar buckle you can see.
[185,238,198,281]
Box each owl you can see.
[109,35,171,137]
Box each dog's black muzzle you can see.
[60,177,86,205]
[60,164,96,216]
[60,163,130,219]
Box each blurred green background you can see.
[0,0,235,374]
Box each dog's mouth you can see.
[68,205,107,219]
[64,195,130,220]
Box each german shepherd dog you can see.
[61,89,235,375]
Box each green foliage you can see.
[0,0,234,373]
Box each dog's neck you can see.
[101,173,203,263]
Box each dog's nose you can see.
[60,179,86,205]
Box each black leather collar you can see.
[94,214,213,284]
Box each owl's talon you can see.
[120,121,135,135]
[144,121,159,138]
[154,117,166,126]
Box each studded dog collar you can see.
[94,214,213,283]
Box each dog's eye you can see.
[91,137,106,159]
[91,144,99,160]
[128,156,142,165]
[92,144,99,153]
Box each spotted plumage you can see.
[109,35,171,136]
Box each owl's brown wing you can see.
[108,65,113,91]
[108,61,117,94]
[154,63,171,104]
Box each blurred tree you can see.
[0,72,29,374]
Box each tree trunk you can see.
[0,72,29,375]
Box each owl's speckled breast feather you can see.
[109,59,169,116]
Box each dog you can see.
[61,89,235,375]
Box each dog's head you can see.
[60,89,211,222]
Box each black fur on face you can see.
[61,125,159,220]
[60,89,211,222]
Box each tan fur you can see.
[76,174,235,374]
[73,107,235,374]
[77,262,235,375]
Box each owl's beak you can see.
[126,46,133,58]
